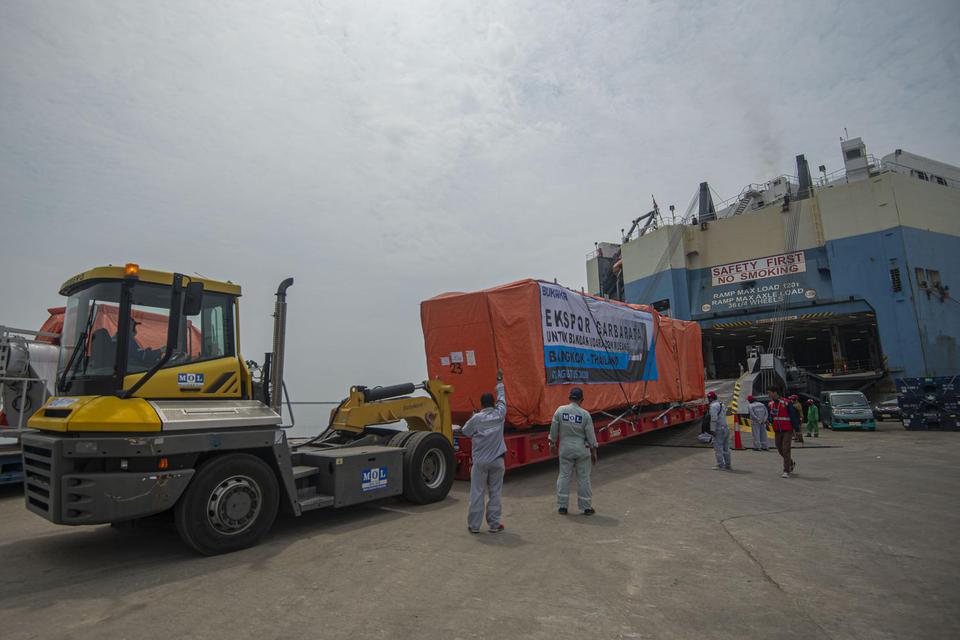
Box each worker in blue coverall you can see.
[549,387,598,515]
[461,369,507,534]
[709,391,731,470]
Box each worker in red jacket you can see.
[767,387,796,478]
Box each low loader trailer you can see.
[453,403,705,480]
[23,266,457,555]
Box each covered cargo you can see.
[421,279,704,427]
[40,306,201,354]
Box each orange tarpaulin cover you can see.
[421,279,704,427]
[37,307,65,344]
[41,306,201,356]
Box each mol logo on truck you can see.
[361,467,388,492]
[177,373,205,388]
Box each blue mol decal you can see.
[562,412,584,424]
[361,466,389,492]
[177,373,205,388]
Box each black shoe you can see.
[558,507,568,515]
[583,508,595,516]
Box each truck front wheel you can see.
[174,453,279,555]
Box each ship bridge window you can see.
[914,170,929,181]
[845,148,862,160]
[935,175,947,186]
[915,267,942,290]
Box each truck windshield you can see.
[57,279,236,394]
[58,282,124,385]
[832,393,868,408]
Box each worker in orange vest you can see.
[768,387,796,478]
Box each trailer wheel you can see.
[174,453,279,556]
[400,431,455,504]
[387,430,416,449]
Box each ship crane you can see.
[621,196,663,242]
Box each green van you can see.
[820,391,877,430]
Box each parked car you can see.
[820,390,876,430]
[873,398,902,421]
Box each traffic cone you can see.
[733,414,744,450]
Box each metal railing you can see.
[816,154,882,186]
[1,326,60,438]
[816,155,960,190]
[711,176,800,213]
[801,359,883,376]
[0,375,47,435]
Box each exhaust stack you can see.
[796,154,813,199]
[270,278,294,414]
[698,182,717,222]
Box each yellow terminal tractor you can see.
[23,265,455,554]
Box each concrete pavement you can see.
[1,422,958,640]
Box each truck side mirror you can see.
[183,282,204,316]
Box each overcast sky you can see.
[2,1,958,408]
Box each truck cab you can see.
[22,265,456,555]
[819,390,876,430]
[38,264,248,408]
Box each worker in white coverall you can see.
[747,394,771,451]
[461,369,507,534]
[549,387,598,515]
[708,391,731,470]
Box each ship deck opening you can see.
[702,311,882,380]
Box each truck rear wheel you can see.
[386,431,416,449]
[399,431,454,504]
[174,453,279,556]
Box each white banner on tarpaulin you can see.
[538,283,656,385]
[711,251,806,286]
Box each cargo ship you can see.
[585,135,960,430]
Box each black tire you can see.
[399,431,455,504]
[387,430,416,449]
[174,453,279,556]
